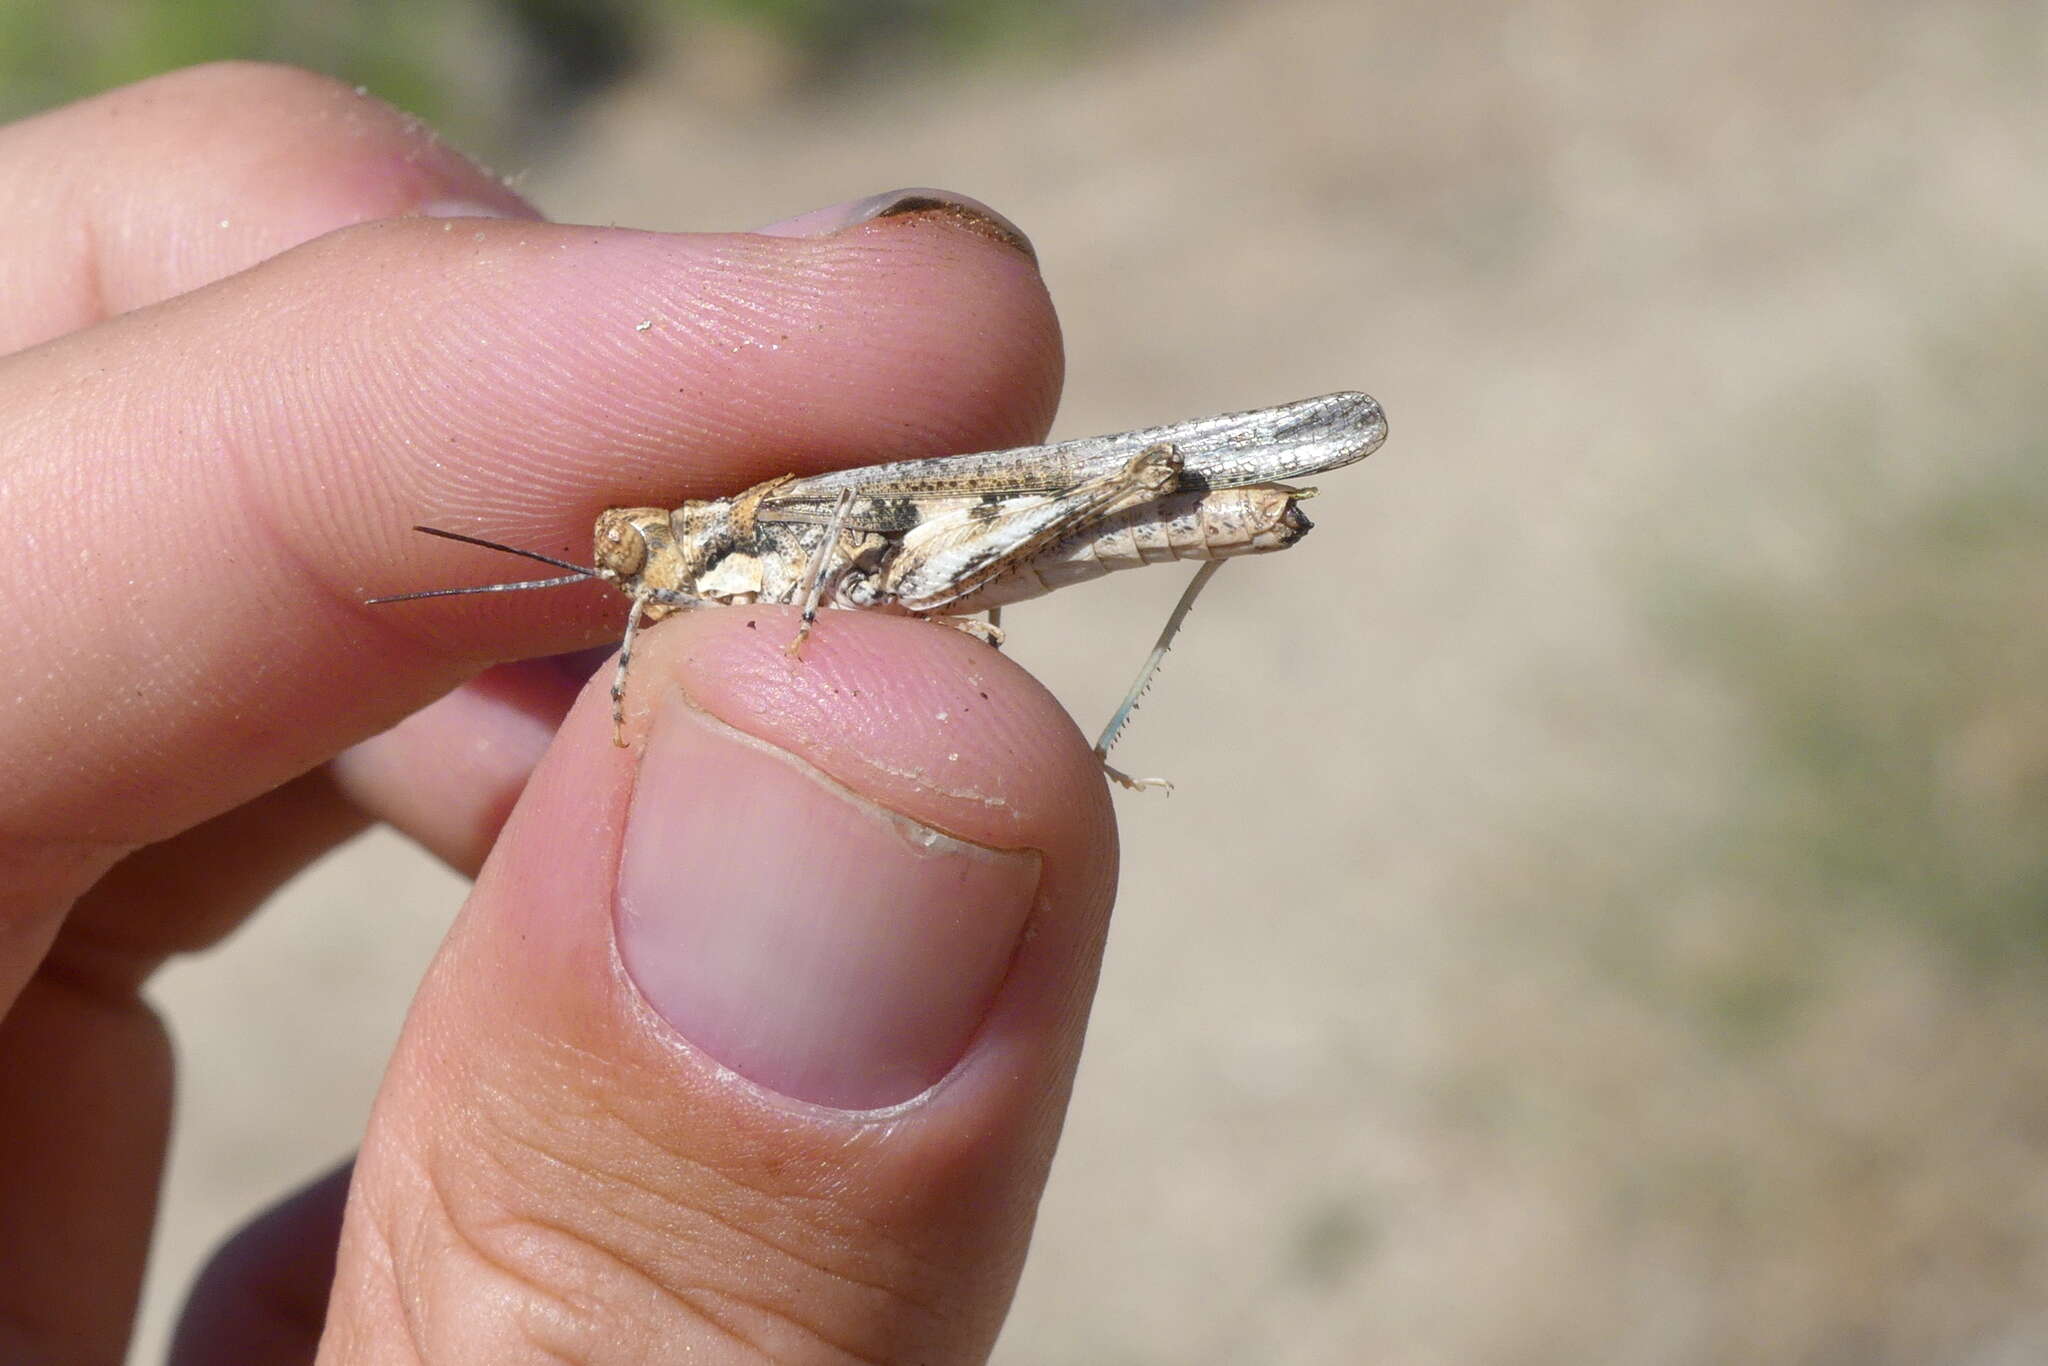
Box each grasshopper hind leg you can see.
[1091,559,1229,792]
[787,487,857,657]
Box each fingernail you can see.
[617,701,1041,1110]
[755,187,1035,261]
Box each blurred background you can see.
[12,2,2045,1362]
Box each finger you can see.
[0,61,535,351]
[169,1161,351,1366]
[0,53,540,972]
[330,653,603,874]
[62,770,370,974]
[0,54,538,995]
[0,959,171,1366]
[0,201,1059,987]
[324,608,1116,1363]
[0,73,532,1361]
[0,766,369,1366]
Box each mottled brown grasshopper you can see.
[370,391,1387,787]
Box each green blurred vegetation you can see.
[1611,285,2048,1056]
[1475,281,2048,1065]
[0,0,1148,155]
[1678,304,2048,976]
[684,0,1097,60]
[0,0,453,131]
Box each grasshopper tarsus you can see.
[784,613,817,660]
[1101,759,1174,793]
[928,614,1004,648]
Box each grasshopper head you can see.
[593,507,671,583]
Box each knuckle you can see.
[128,60,368,121]
[389,1075,946,1361]
[108,63,490,223]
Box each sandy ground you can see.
[138,2,2048,1361]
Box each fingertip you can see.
[756,186,1038,264]
[471,606,1118,1104]
[650,607,1111,851]
[606,610,1114,1110]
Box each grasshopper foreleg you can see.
[611,584,710,746]
[612,591,652,747]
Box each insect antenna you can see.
[364,525,601,605]
[408,524,597,575]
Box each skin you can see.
[0,63,1118,1365]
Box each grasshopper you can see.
[370,391,1387,787]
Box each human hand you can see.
[0,63,1116,1364]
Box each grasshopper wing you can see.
[755,391,1386,532]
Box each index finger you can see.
[0,208,1059,892]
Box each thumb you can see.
[322,608,1118,1363]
